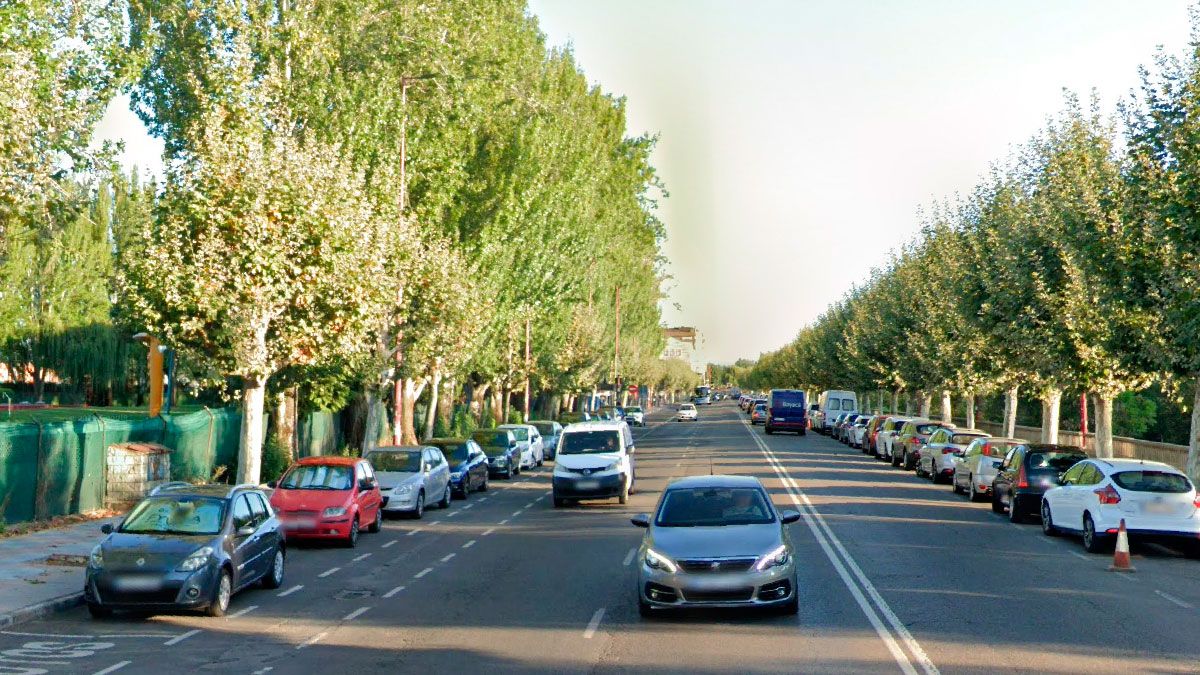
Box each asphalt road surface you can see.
[4,402,1200,674]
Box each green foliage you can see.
[260,437,292,484]
[449,406,477,438]
[506,408,524,425]
[1113,391,1157,439]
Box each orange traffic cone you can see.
[1109,518,1136,572]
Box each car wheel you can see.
[87,603,112,619]
[1008,495,1024,523]
[891,450,902,467]
[263,547,285,588]
[799,429,806,436]
[345,517,361,547]
[618,481,629,505]
[553,496,566,508]
[479,475,489,492]
[206,569,232,617]
[439,485,451,509]
[1082,513,1110,553]
[412,492,425,520]
[1041,501,1058,537]
[765,427,773,435]
[991,492,1004,514]
[369,507,383,533]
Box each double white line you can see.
[742,418,938,675]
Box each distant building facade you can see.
[661,326,707,378]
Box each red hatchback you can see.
[269,457,384,547]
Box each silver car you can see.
[530,420,563,459]
[498,423,544,469]
[367,446,452,519]
[950,437,1026,501]
[631,475,801,616]
[916,428,988,482]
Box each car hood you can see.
[101,532,214,571]
[271,487,352,511]
[555,452,621,471]
[648,523,783,560]
[376,471,424,490]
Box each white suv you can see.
[552,422,636,507]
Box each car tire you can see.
[799,429,806,436]
[1082,513,1110,553]
[618,481,630,505]
[87,603,112,619]
[553,496,566,508]
[1041,501,1058,537]
[969,476,983,502]
[1008,495,1023,523]
[369,507,383,533]
[479,476,489,492]
[991,492,1004,514]
[345,517,361,547]
[205,569,232,617]
[411,492,425,520]
[262,547,285,588]
[439,485,451,509]
[765,427,773,435]
[891,451,902,468]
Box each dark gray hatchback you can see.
[84,483,285,618]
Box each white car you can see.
[848,416,871,448]
[498,423,544,469]
[951,437,1024,501]
[552,421,637,506]
[677,403,698,421]
[625,406,645,427]
[367,446,452,519]
[875,416,910,461]
[916,428,988,483]
[1041,458,1200,553]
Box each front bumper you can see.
[638,562,797,609]
[280,513,354,538]
[85,564,219,610]
[553,472,626,498]
[381,492,420,512]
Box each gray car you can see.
[367,446,452,519]
[631,475,801,616]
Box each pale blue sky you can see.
[95,1,1194,364]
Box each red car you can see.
[269,456,384,547]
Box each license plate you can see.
[114,576,163,591]
[1144,502,1174,514]
[775,418,786,422]
[285,518,317,529]
[576,480,600,490]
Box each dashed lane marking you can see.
[498,519,509,525]
[227,605,258,619]
[511,511,523,517]
[383,585,406,599]
[622,547,637,567]
[414,567,433,579]
[353,553,372,562]
[441,553,456,563]
[1155,590,1194,609]
[92,661,131,675]
[278,585,303,597]
[462,503,474,510]
[163,629,201,646]
[382,540,398,548]
[318,567,341,578]
[1070,552,1090,562]
[430,521,442,526]
[407,529,422,537]
[297,632,328,650]
[463,540,476,548]
[482,528,495,536]
[584,608,605,639]
[343,606,370,621]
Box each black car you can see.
[85,483,284,618]
[992,444,1087,523]
[428,437,490,496]
[472,428,521,478]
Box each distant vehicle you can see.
[625,406,645,427]
[992,444,1087,523]
[368,445,452,519]
[530,420,564,459]
[1041,459,1200,553]
[814,390,858,433]
[951,437,1026,501]
[834,413,863,443]
[86,484,284,618]
[875,416,911,462]
[848,416,873,448]
[894,419,953,470]
[552,421,636,506]
[498,423,545,469]
[751,402,767,424]
[598,406,626,421]
[863,415,889,454]
[427,438,490,497]
[916,428,988,482]
[677,403,698,421]
[630,475,801,616]
[472,428,522,479]
[270,456,384,548]
[765,389,807,435]
[694,385,712,405]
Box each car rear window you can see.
[841,399,855,410]
[503,427,530,441]
[951,434,985,445]
[1026,452,1087,471]
[982,442,1014,457]
[472,430,510,447]
[656,487,774,527]
[532,422,556,435]
[430,442,471,462]
[915,423,943,435]
[828,399,841,411]
[560,430,622,455]
[1112,471,1191,493]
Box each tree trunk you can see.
[1002,385,1019,438]
[437,376,454,430]
[501,384,511,424]
[274,387,298,461]
[965,394,976,429]
[891,389,900,414]
[1188,377,1200,485]
[490,384,504,426]
[1093,393,1114,458]
[1040,388,1062,444]
[398,377,420,445]
[940,390,952,423]
[470,383,487,424]
[423,371,442,441]
[919,392,932,418]
[361,386,383,453]
[238,376,267,485]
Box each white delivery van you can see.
[815,390,858,434]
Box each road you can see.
[3,402,1200,674]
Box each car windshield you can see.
[656,487,775,527]
[472,431,510,449]
[120,496,226,535]
[430,442,471,462]
[532,422,556,435]
[983,442,1015,457]
[366,451,422,472]
[559,430,622,455]
[1027,452,1086,471]
[503,427,530,441]
[1112,470,1191,493]
[280,464,353,490]
[681,404,695,411]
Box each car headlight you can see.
[451,471,464,479]
[176,546,214,572]
[392,484,413,497]
[89,544,104,569]
[323,506,349,517]
[755,544,790,571]
[493,456,507,465]
[603,461,620,473]
[644,548,678,573]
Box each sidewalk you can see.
[0,516,116,627]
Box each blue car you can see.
[428,437,490,496]
[472,429,522,478]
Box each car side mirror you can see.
[992,461,1002,469]
[100,523,113,535]
[780,509,802,524]
[630,514,650,528]
[267,480,277,489]
[236,525,256,537]
[358,478,374,491]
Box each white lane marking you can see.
[92,662,131,675]
[163,629,201,646]
[746,418,933,675]
[318,566,341,578]
[99,633,176,638]
[477,497,489,502]
[252,668,274,674]
[482,528,495,536]
[584,607,605,639]
[523,503,533,509]
[622,547,637,567]
[511,510,523,517]
[297,631,328,649]
[343,606,370,621]
[535,495,546,502]
[498,519,509,525]
[353,553,372,562]
[447,510,461,517]
[430,520,442,526]
[383,540,398,548]
[407,529,422,537]
[463,540,476,549]
[462,503,474,510]
[441,553,456,563]
[277,584,304,597]
[227,604,258,619]
[2,630,95,638]
[1070,552,1090,562]
[414,567,433,579]
[383,585,406,599]
[1113,571,1138,583]
[1155,590,1194,609]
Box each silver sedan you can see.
[631,475,801,616]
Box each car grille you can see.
[682,587,755,602]
[676,557,758,573]
[284,510,319,518]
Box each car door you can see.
[528,428,543,462]
[246,492,278,578]
[996,447,1023,505]
[954,440,977,488]
[1053,461,1088,527]
[432,448,451,499]
[467,442,484,488]
[229,494,264,587]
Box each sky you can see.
[95,1,1195,365]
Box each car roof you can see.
[563,420,626,432]
[151,482,261,499]
[498,423,534,429]
[296,455,361,466]
[1023,444,1085,452]
[527,420,558,425]
[1091,458,1179,472]
[428,437,469,444]
[370,445,431,453]
[665,474,765,490]
[949,429,987,435]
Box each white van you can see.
[815,390,858,433]
[552,421,635,507]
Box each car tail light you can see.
[1016,464,1028,489]
[1094,484,1121,505]
[941,448,955,454]
[1193,493,1200,509]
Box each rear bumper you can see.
[1091,511,1200,537]
[766,420,807,432]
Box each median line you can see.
[297,632,328,650]
[441,553,456,563]
[383,585,406,599]
[382,540,398,548]
[318,567,341,578]
[413,567,433,579]
[352,553,372,562]
[482,528,495,536]
[407,529,422,537]
[463,540,476,548]
[92,661,131,675]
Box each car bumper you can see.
[381,494,419,512]
[487,460,513,476]
[1091,510,1200,538]
[638,563,797,609]
[553,473,626,498]
[85,565,220,610]
[766,420,807,432]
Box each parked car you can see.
[813,390,858,433]
[599,406,626,421]
[863,415,889,454]
[427,438,489,497]
[625,406,646,427]
[530,420,564,459]
[951,437,1025,501]
[992,444,1088,523]
[472,428,522,478]
[751,402,768,424]
[1041,458,1200,553]
[559,411,592,424]
[894,419,953,470]
[630,474,801,616]
[848,415,873,449]
[85,483,284,618]
[498,423,545,469]
[836,413,863,443]
[765,389,807,435]
[269,457,383,547]
[367,445,452,519]
[916,428,988,482]
[552,421,636,506]
[876,416,911,462]
[677,403,698,421]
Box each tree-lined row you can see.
[1,0,675,484]
[745,31,1200,481]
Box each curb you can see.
[0,591,84,629]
